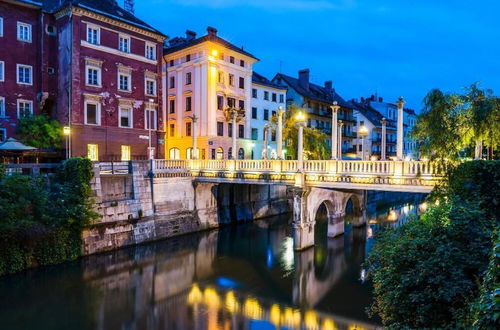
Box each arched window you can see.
[216,147,224,160]
[169,147,180,160]
[238,148,245,159]
[228,147,232,159]
[186,148,193,160]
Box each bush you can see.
[0,158,98,276]
[366,161,499,328]
[16,114,63,149]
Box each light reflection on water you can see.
[0,194,425,330]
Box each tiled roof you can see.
[252,72,286,90]
[350,100,397,130]
[164,29,258,60]
[273,73,351,108]
[40,0,166,37]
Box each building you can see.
[0,0,166,160]
[273,69,356,157]
[365,95,418,159]
[250,72,286,159]
[163,27,258,160]
[350,100,397,160]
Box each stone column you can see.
[381,117,387,160]
[330,101,340,159]
[191,115,198,159]
[396,96,405,160]
[231,112,237,159]
[291,187,314,250]
[277,107,285,159]
[263,125,269,159]
[297,121,305,171]
[337,120,343,159]
[327,213,345,238]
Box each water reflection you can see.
[0,196,425,330]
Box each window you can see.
[252,88,257,98]
[272,93,277,102]
[169,59,174,67]
[145,108,157,130]
[121,145,131,161]
[185,96,192,111]
[17,65,32,85]
[217,71,224,84]
[217,95,224,110]
[85,101,100,125]
[169,99,175,113]
[169,124,175,137]
[17,22,31,42]
[119,107,132,128]
[186,72,192,85]
[0,17,3,37]
[238,125,244,138]
[251,128,258,140]
[228,74,234,86]
[87,144,99,161]
[118,73,131,91]
[17,100,32,118]
[279,94,284,103]
[217,122,224,136]
[86,66,101,86]
[216,147,224,160]
[186,54,191,62]
[240,60,245,67]
[169,148,180,160]
[146,79,156,96]
[145,43,156,60]
[272,110,276,117]
[169,76,175,88]
[46,25,56,35]
[186,122,192,136]
[238,100,244,110]
[118,35,130,53]
[251,107,257,119]
[0,61,4,81]
[239,77,245,89]
[264,109,269,120]
[229,56,235,64]
[86,25,99,45]
[0,128,6,142]
[0,97,5,117]
[228,123,233,137]
[227,97,235,108]
[238,148,244,160]
[271,131,276,141]
[264,91,269,100]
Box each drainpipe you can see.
[68,9,73,158]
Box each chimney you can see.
[324,81,333,91]
[123,0,135,14]
[378,96,383,102]
[370,94,375,101]
[207,26,218,37]
[298,69,310,90]
[185,30,197,40]
[361,96,365,103]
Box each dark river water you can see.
[0,193,426,330]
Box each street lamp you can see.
[330,101,340,159]
[358,125,369,160]
[63,126,71,159]
[295,111,307,171]
[147,98,155,160]
[263,124,270,159]
[276,106,285,159]
[396,96,405,160]
[380,117,387,160]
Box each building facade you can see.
[0,0,166,161]
[163,27,258,160]
[250,72,286,159]
[273,69,356,157]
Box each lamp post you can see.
[63,126,71,159]
[263,124,269,159]
[188,115,198,159]
[330,101,340,159]
[396,96,405,160]
[277,106,285,159]
[381,117,387,160]
[358,125,369,160]
[147,98,156,160]
[337,120,343,159]
[295,111,307,171]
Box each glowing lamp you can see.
[211,49,218,57]
[63,126,71,136]
[358,125,369,136]
[295,111,306,122]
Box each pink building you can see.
[0,0,166,160]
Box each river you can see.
[0,193,426,330]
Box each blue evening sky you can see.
[136,0,499,110]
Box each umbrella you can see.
[0,138,37,151]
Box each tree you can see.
[17,114,63,149]
[274,104,330,160]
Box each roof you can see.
[39,0,165,37]
[164,28,258,60]
[252,72,286,90]
[350,100,397,130]
[0,138,37,151]
[273,73,351,108]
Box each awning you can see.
[0,138,37,151]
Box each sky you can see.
[135,0,499,110]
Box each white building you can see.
[163,27,258,160]
[250,72,287,159]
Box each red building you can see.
[0,0,166,160]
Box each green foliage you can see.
[17,114,63,149]
[412,84,499,163]
[276,104,330,160]
[0,158,98,276]
[366,161,499,328]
